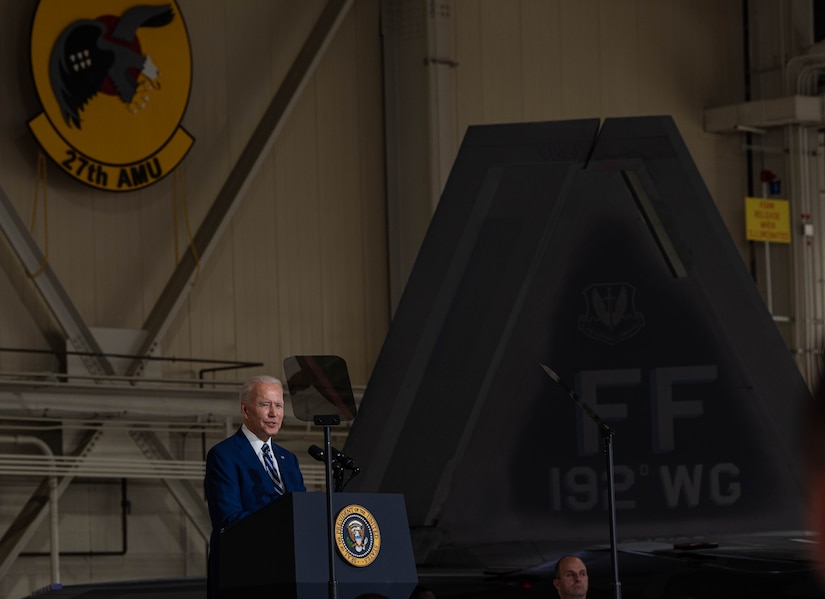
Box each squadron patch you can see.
[28,1,193,191]
[578,282,645,345]
[334,504,381,567]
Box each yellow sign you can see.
[28,1,194,192]
[745,197,790,243]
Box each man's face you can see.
[553,557,588,599]
[241,382,284,441]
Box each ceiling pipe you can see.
[0,435,60,588]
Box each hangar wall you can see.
[0,0,389,386]
[0,0,814,596]
[384,0,749,308]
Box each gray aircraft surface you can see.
[342,116,821,598]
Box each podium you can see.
[218,492,418,599]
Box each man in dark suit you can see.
[204,375,306,598]
[553,555,588,599]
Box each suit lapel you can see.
[233,428,265,475]
[234,429,294,494]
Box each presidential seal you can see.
[334,504,381,567]
[28,1,194,191]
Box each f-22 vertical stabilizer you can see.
[344,117,809,570]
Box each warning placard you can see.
[745,197,790,243]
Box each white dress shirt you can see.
[241,424,283,481]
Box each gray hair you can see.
[239,375,283,404]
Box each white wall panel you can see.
[596,2,641,116]
[182,236,239,375]
[448,0,748,261]
[478,1,525,123]
[272,84,326,360]
[317,13,370,375]
[0,0,779,594]
[519,0,563,120]
[354,0,391,369]
[558,0,602,118]
[0,260,53,371]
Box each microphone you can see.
[307,444,344,473]
[308,444,325,462]
[329,446,359,472]
[308,444,359,473]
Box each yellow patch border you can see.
[334,504,382,567]
[28,0,193,192]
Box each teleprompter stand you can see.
[541,364,622,599]
[284,355,359,599]
[317,412,342,599]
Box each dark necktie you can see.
[261,444,284,495]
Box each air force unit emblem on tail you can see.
[578,282,645,345]
[28,1,193,191]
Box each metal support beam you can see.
[704,94,825,132]
[129,429,211,541]
[0,184,115,376]
[0,426,104,581]
[126,0,355,376]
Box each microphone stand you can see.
[541,365,622,599]
[602,424,621,599]
[314,414,341,599]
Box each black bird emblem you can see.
[48,4,175,129]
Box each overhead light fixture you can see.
[735,124,767,135]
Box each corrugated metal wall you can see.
[0,0,389,386]
[0,0,781,595]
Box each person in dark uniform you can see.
[553,555,588,599]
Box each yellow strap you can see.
[27,151,49,278]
